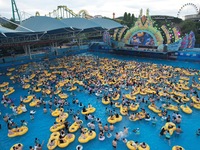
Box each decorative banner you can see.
[167,39,182,51]
[180,34,188,50]
[161,25,171,44]
[117,27,128,41]
[187,31,195,49]
[113,29,119,40]
[172,27,180,42]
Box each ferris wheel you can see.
[177,3,199,19]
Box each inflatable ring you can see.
[163,122,176,135]
[137,143,150,150]
[99,136,105,141]
[10,143,23,150]
[126,140,137,150]
[107,133,112,138]
[83,128,88,133]
[180,105,192,114]
[76,145,83,150]
[50,132,60,140]
[172,145,185,150]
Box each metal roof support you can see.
[54,42,58,55]
[51,42,58,55]
[27,44,32,59]
[23,45,28,55]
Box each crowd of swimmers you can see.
[0,55,200,149]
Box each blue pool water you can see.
[0,52,200,150]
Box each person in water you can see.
[196,128,200,136]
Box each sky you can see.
[0,0,199,20]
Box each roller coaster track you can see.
[45,6,93,19]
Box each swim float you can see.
[148,104,161,114]
[102,97,110,105]
[58,134,75,148]
[137,142,150,150]
[50,123,65,132]
[125,94,136,100]
[112,94,120,101]
[81,107,96,115]
[69,120,83,133]
[8,126,28,137]
[180,105,192,114]
[78,130,96,143]
[126,140,137,150]
[172,145,185,150]
[10,143,23,150]
[129,103,139,111]
[29,99,40,107]
[163,122,176,135]
[58,93,68,99]
[107,115,122,124]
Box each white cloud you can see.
[0,0,199,19]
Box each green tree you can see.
[124,12,128,22]
[179,20,200,44]
[131,14,135,23]
[127,13,131,21]
[179,20,196,35]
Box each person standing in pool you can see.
[165,130,171,146]
[110,124,114,132]
[160,127,165,136]
[196,128,200,136]
[112,138,117,149]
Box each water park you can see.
[0,1,200,150]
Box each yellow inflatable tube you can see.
[78,131,96,143]
[58,134,75,148]
[4,89,15,96]
[10,143,23,150]
[163,122,176,135]
[34,87,41,92]
[81,107,96,115]
[47,139,58,150]
[51,108,64,117]
[191,96,200,104]
[23,95,34,103]
[8,126,28,137]
[172,145,185,150]
[120,106,128,115]
[102,97,110,105]
[129,103,139,111]
[148,105,161,114]
[69,120,83,133]
[112,94,120,100]
[56,113,69,123]
[0,82,9,88]
[138,143,150,150]
[23,84,30,89]
[29,99,40,107]
[180,105,192,114]
[50,123,65,132]
[107,115,122,124]
[193,103,200,110]
[58,93,68,99]
[125,94,136,100]
[50,132,60,140]
[54,89,61,95]
[126,140,137,150]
